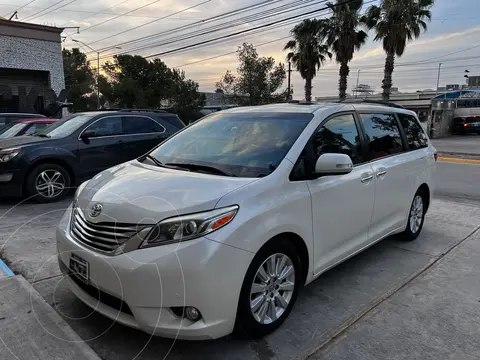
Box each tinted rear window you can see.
[157,115,185,129]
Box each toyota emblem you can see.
[89,203,103,218]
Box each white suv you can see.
[56,102,437,340]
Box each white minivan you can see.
[56,102,437,340]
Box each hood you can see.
[0,135,52,150]
[76,160,257,224]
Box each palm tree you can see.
[364,0,434,101]
[284,19,332,102]
[319,0,368,101]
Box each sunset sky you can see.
[1,0,479,98]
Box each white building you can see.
[0,19,64,114]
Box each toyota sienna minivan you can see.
[57,101,437,340]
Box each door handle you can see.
[361,174,373,183]
[376,170,387,177]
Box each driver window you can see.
[85,116,123,137]
[313,114,362,165]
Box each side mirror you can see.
[81,130,96,139]
[314,153,353,176]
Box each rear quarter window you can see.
[397,113,428,150]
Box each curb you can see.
[438,156,480,164]
[0,275,101,360]
[437,151,480,161]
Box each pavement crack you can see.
[298,224,480,360]
[31,273,63,284]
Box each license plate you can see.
[69,254,89,284]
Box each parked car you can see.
[0,109,184,202]
[452,116,480,135]
[0,118,57,139]
[56,101,437,340]
[0,113,45,127]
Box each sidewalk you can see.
[309,226,480,360]
[0,275,100,360]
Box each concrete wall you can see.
[0,35,65,97]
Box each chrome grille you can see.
[70,206,141,253]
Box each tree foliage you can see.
[284,19,332,102]
[63,50,205,122]
[101,55,205,123]
[364,0,434,100]
[216,43,287,106]
[320,0,368,100]
[62,48,96,112]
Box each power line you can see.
[143,0,362,59]
[89,0,329,62]
[62,0,132,34]
[87,0,212,46]
[79,0,167,33]
[23,0,76,22]
[3,0,36,17]
[83,0,291,54]
[0,2,205,19]
[176,36,292,67]
[21,0,67,21]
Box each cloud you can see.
[3,0,480,98]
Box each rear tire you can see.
[26,163,71,203]
[400,189,427,242]
[234,237,302,338]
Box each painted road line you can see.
[0,257,14,277]
[438,157,480,164]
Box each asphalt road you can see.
[434,161,480,204]
[0,160,479,360]
[431,135,480,156]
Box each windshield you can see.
[37,114,95,138]
[148,112,312,178]
[0,122,27,138]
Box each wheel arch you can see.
[260,232,310,285]
[418,183,430,211]
[24,158,76,193]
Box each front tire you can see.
[400,189,427,241]
[26,163,71,203]
[235,238,302,338]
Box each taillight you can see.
[434,152,438,161]
[464,123,468,127]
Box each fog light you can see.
[185,306,201,321]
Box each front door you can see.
[307,113,375,274]
[357,112,413,242]
[78,115,130,179]
[123,115,169,158]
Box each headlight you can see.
[139,205,239,248]
[0,148,20,162]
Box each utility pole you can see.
[72,39,121,110]
[355,70,360,98]
[435,63,442,95]
[287,61,292,101]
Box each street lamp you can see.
[71,39,121,109]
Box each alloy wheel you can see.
[409,195,424,234]
[35,170,65,198]
[250,253,295,325]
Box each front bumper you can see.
[56,206,254,340]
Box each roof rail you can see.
[119,108,167,113]
[338,99,405,109]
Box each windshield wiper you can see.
[33,133,50,138]
[144,155,188,171]
[165,163,236,177]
